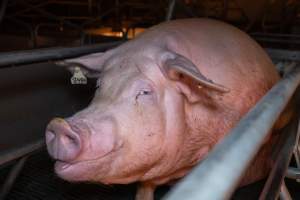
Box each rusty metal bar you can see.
[164,62,300,200]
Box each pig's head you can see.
[45,47,229,185]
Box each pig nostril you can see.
[65,134,77,145]
[45,120,83,161]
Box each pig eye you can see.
[134,80,155,102]
[136,89,153,100]
[139,90,151,95]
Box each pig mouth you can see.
[54,143,123,179]
[54,150,112,170]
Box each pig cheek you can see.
[136,100,165,151]
[86,124,118,159]
[113,102,166,178]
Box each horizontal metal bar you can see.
[0,41,123,67]
[251,32,300,38]
[286,167,300,179]
[255,37,300,45]
[266,48,300,62]
[164,63,300,200]
[0,139,44,166]
[0,45,295,68]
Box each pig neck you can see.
[185,101,275,186]
[184,100,240,159]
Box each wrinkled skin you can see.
[46,19,280,200]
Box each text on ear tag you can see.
[71,66,87,85]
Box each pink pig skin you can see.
[46,19,281,200]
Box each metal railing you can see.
[164,63,300,200]
[0,42,300,199]
[0,41,123,67]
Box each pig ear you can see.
[54,52,106,78]
[161,52,230,93]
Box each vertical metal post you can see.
[165,0,176,21]
[88,0,93,14]
[0,0,8,24]
[279,181,292,200]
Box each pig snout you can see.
[46,118,82,162]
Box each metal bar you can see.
[6,18,36,48]
[222,0,228,20]
[20,0,81,31]
[52,0,91,6]
[251,32,300,38]
[0,0,8,24]
[0,140,44,166]
[266,49,300,62]
[177,0,197,18]
[0,41,123,67]
[255,37,300,45]
[164,63,300,200]
[165,0,176,21]
[7,1,50,18]
[0,156,28,200]
[259,117,299,199]
[286,167,300,179]
[81,5,123,27]
[279,181,292,200]
[88,0,93,13]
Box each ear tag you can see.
[71,66,87,85]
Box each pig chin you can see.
[53,147,119,183]
[53,138,123,182]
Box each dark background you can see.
[1,0,300,51]
[1,0,300,199]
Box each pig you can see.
[45,18,281,200]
